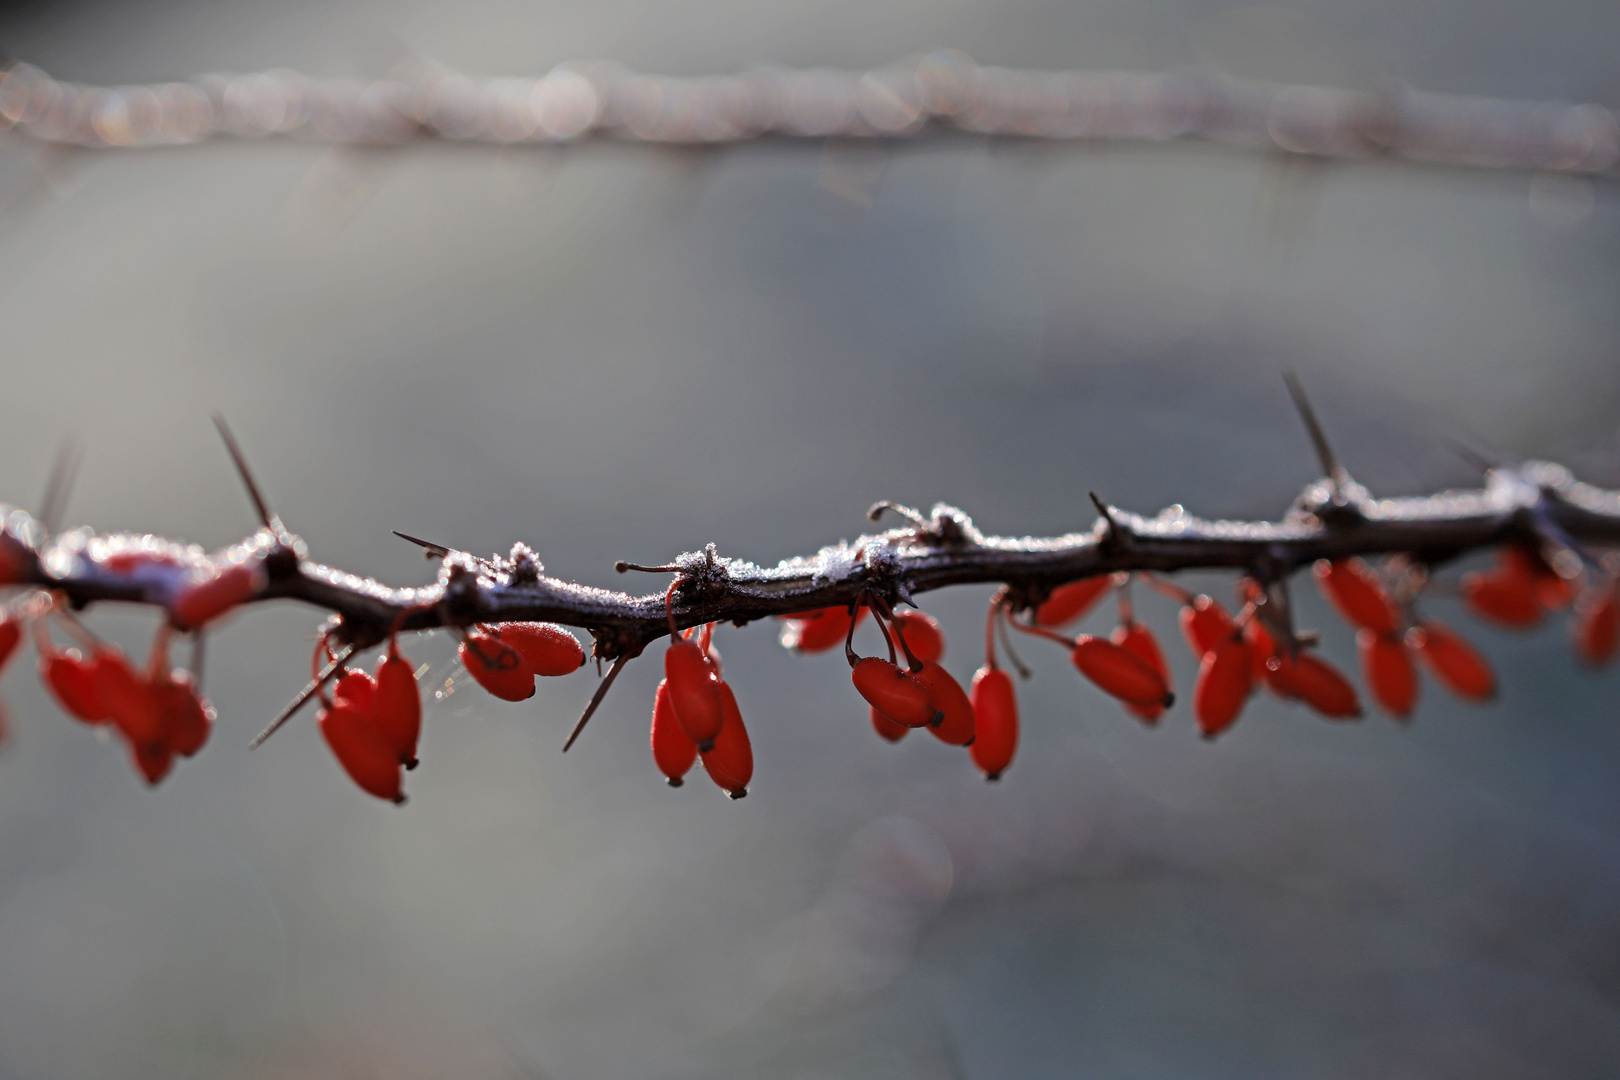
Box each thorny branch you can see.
[2,52,1618,178]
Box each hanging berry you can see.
[1503,546,1573,610]
[1112,621,1170,723]
[1314,559,1401,635]
[40,646,109,724]
[1265,650,1362,719]
[1193,634,1252,738]
[869,707,911,743]
[149,668,212,759]
[913,661,976,746]
[170,563,262,631]
[373,641,423,766]
[890,610,946,664]
[1033,577,1111,628]
[1407,620,1495,701]
[779,606,865,653]
[333,668,377,713]
[459,631,537,701]
[1071,635,1174,709]
[129,738,175,786]
[93,647,165,748]
[969,666,1018,780]
[1179,595,1234,659]
[1359,630,1417,719]
[649,678,698,785]
[850,657,939,728]
[699,681,753,798]
[0,616,20,673]
[665,637,725,750]
[495,622,586,676]
[1574,582,1619,668]
[319,700,404,804]
[1461,553,1543,629]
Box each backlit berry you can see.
[869,706,911,743]
[94,647,164,747]
[1359,630,1417,719]
[1314,558,1400,636]
[665,638,725,750]
[650,678,698,785]
[1112,621,1170,723]
[1194,635,1252,739]
[700,681,753,798]
[1179,596,1234,659]
[1034,578,1111,628]
[890,610,945,664]
[1407,620,1494,701]
[170,563,262,631]
[1071,635,1174,709]
[1266,650,1362,719]
[496,622,586,676]
[913,661,975,746]
[373,643,422,766]
[779,606,865,653]
[969,667,1018,780]
[459,632,536,701]
[1461,570,1541,629]
[319,700,404,803]
[1575,583,1619,668]
[41,647,109,724]
[851,656,939,729]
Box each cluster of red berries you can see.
[649,622,754,797]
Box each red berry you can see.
[41,647,109,723]
[0,617,20,673]
[1574,583,1619,668]
[319,700,404,803]
[779,606,865,653]
[913,661,975,746]
[869,706,911,743]
[665,638,725,749]
[1359,630,1417,719]
[850,656,939,728]
[94,647,164,747]
[373,644,422,766]
[333,668,377,714]
[1033,578,1111,627]
[1407,620,1495,701]
[1314,558,1400,636]
[1266,651,1362,719]
[969,667,1018,780]
[1461,571,1542,629]
[1112,622,1170,723]
[496,622,586,676]
[700,681,753,798]
[1503,546,1572,610]
[129,738,174,786]
[459,632,537,701]
[650,679,698,785]
[1071,635,1173,708]
[149,669,212,758]
[890,610,945,664]
[1179,596,1234,659]
[1194,635,1252,738]
[1244,620,1277,687]
[170,563,261,631]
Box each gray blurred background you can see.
[1,0,1619,1077]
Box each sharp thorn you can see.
[250,643,354,749]
[1282,370,1347,492]
[37,439,82,535]
[212,414,277,531]
[393,530,451,557]
[562,652,632,752]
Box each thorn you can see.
[211,414,278,531]
[37,439,82,535]
[250,643,354,749]
[1088,492,1120,535]
[867,501,931,528]
[615,561,682,574]
[1282,371,1349,494]
[393,530,451,558]
[562,652,632,752]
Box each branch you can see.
[5,459,1618,667]
[1,53,1616,178]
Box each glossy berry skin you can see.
[1266,651,1362,719]
[150,669,212,759]
[1503,547,1572,610]
[94,648,164,748]
[459,633,536,702]
[1034,578,1111,628]
[890,611,946,664]
[1071,635,1174,709]
[496,622,586,676]
[1112,622,1170,723]
[41,648,109,724]
[1194,635,1252,739]
[170,564,260,631]
[1407,621,1495,701]
[1359,630,1417,719]
[869,707,911,743]
[0,618,20,673]
[665,639,725,749]
[373,646,422,766]
[1244,620,1277,687]
[851,657,938,728]
[333,669,377,713]
[913,661,975,746]
[319,701,404,804]
[650,679,698,785]
[1461,571,1542,629]
[1314,558,1400,636]
[969,667,1018,780]
[129,738,175,786]
[1179,596,1234,659]
[1575,584,1619,668]
[700,681,753,798]
[779,606,864,654]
